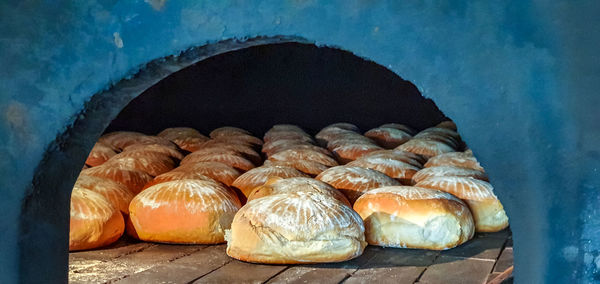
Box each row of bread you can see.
[70,122,508,264]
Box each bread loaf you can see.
[316,166,400,204]
[226,191,366,264]
[129,179,241,244]
[246,177,350,206]
[416,177,509,232]
[69,187,124,251]
[353,186,474,250]
[232,166,308,197]
[412,166,489,184]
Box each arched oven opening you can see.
[25,39,514,283]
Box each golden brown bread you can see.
[246,177,351,206]
[143,170,220,190]
[121,144,184,160]
[69,187,124,251]
[129,179,241,244]
[82,166,153,194]
[396,139,456,159]
[262,159,330,176]
[424,151,485,172]
[104,154,175,177]
[364,127,412,149]
[226,191,366,264]
[232,165,308,197]
[173,161,241,186]
[180,152,255,172]
[85,142,117,167]
[330,142,383,164]
[74,175,134,214]
[412,166,489,184]
[268,148,338,167]
[415,177,509,232]
[353,186,474,250]
[316,166,400,204]
[346,156,421,185]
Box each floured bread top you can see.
[237,191,364,241]
[157,127,206,140]
[86,143,117,166]
[173,161,241,186]
[416,176,498,201]
[264,143,331,158]
[316,166,400,191]
[424,152,484,171]
[347,156,420,178]
[360,150,424,167]
[269,149,339,167]
[104,155,174,177]
[171,137,211,152]
[181,153,255,172]
[209,126,252,138]
[331,143,383,155]
[416,127,461,140]
[412,166,489,183]
[232,165,308,195]
[396,139,456,157]
[82,166,153,193]
[70,187,116,222]
[365,127,412,140]
[121,144,184,160]
[360,186,464,203]
[263,159,330,176]
[247,177,349,206]
[143,170,219,190]
[263,131,314,143]
[379,123,415,135]
[75,175,134,214]
[133,179,241,213]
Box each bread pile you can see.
[70,121,508,262]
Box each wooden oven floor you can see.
[69,229,512,284]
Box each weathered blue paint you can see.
[0,1,598,283]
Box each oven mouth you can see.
[22,36,513,283]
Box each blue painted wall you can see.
[0,1,598,283]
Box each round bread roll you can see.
[396,139,456,159]
[264,143,332,158]
[353,186,474,250]
[173,161,241,186]
[187,142,261,165]
[316,166,400,204]
[262,139,313,154]
[247,177,350,206]
[232,166,308,197]
[209,126,252,138]
[85,142,117,167]
[364,127,412,149]
[331,143,383,164]
[263,159,330,176]
[361,150,425,168]
[379,123,415,135]
[424,151,484,172]
[180,152,255,172]
[323,122,360,132]
[157,127,206,140]
[346,156,421,185]
[315,126,358,146]
[412,166,489,184]
[82,166,153,194]
[69,187,125,251]
[121,144,184,160]
[119,135,178,150]
[104,155,175,177]
[171,137,211,152]
[98,131,145,150]
[210,135,263,148]
[326,136,374,150]
[415,177,509,232]
[143,170,219,190]
[129,179,241,244]
[75,175,134,214]
[268,148,338,167]
[226,191,366,264]
[417,127,461,141]
[436,120,458,131]
[268,124,306,132]
[263,131,314,144]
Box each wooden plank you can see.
[418,255,495,284]
[493,247,513,273]
[267,246,380,284]
[343,246,438,284]
[193,260,287,284]
[441,236,505,260]
[70,244,205,283]
[114,245,231,284]
[344,266,425,284]
[69,238,155,272]
[487,272,514,284]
